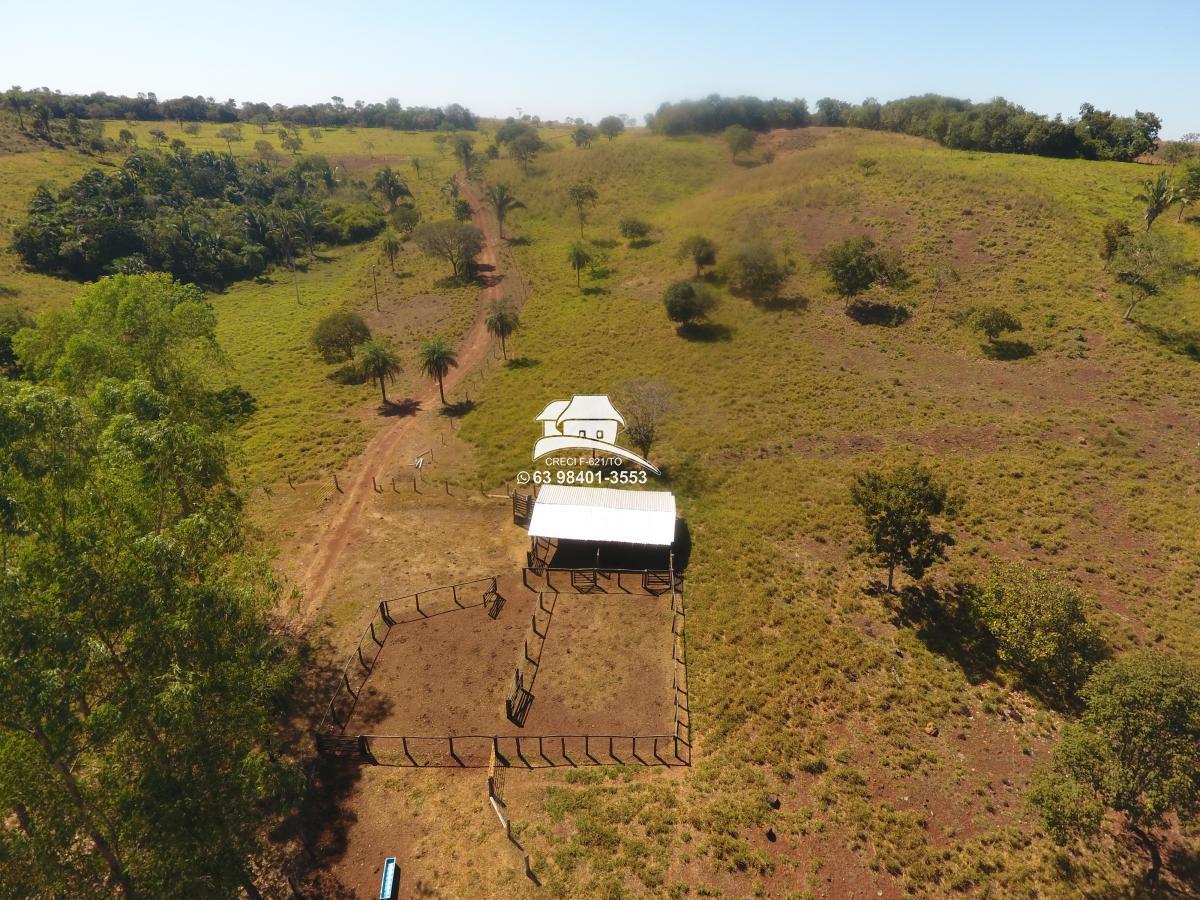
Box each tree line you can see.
[4,86,476,132]
[13,147,392,287]
[648,93,1162,162]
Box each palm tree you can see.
[373,166,412,212]
[1135,172,1175,230]
[290,200,325,253]
[441,176,460,205]
[485,299,519,358]
[357,339,402,405]
[485,183,525,240]
[567,242,593,289]
[380,228,402,271]
[418,338,458,405]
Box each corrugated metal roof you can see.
[527,485,676,545]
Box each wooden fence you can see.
[316,575,499,737]
[522,567,682,595]
[319,732,685,768]
[505,592,555,724]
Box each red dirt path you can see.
[297,176,508,620]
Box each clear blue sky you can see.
[3,0,1198,137]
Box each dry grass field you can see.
[4,111,1199,896]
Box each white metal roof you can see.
[527,484,676,546]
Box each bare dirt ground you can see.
[343,588,676,740]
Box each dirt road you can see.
[297,176,513,618]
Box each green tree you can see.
[411,221,484,280]
[1029,652,1200,885]
[567,182,599,238]
[823,236,907,298]
[850,464,955,592]
[598,115,625,140]
[452,198,473,222]
[311,311,371,362]
[509,132,544,172]
[677,235,717,277]
[1175,159,1200,221]
[373,166,413,212]
[451,133,475,174]
[216,126,243,153]
[356,337,402,405]
[1109,229,1185,321]
[969,306,1022,343]
[1134,172,1175,229]
[725,239,790,303]
[0,305,33,377]
[12,273,216,405]
[566,242,593,288]
[723,124,756,158]
[0,274,297,897]
[976,564,1105,702]
[663,280,718,328]
[417,337,458,404]
[619,217,651,245]
[485,183,525,240]
[572,124,599,148]
[485,299,519,358]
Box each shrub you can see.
[311,311,371,362]
[663,281,718,326]
[823,236,908,298]
[975,563,1105,701]
[724,239,788,302]
[620,218,652,243]
[322,202,387,243]
[969,306,1022,342]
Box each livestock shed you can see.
[522,485,680,585]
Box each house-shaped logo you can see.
[533,395,660,474]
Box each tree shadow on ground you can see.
[982,339,1035,360]
[589,238,618,249]
[891,583,999,685]
[628,239,656,250]
[439,399,476,418]
[328,365,367,385]
[507,235,532,246]
[846,299,910,327]
[505,356,539,369]
[581,286,610,297]
[677,322,734,342]
[379,398,420,417]
[270,630,367,897]
[753,294,809,312]
[1136,322,1200,362]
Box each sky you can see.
[3,0,1198,137]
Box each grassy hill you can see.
[456,127,1200,895]
[3,115,1198,895]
